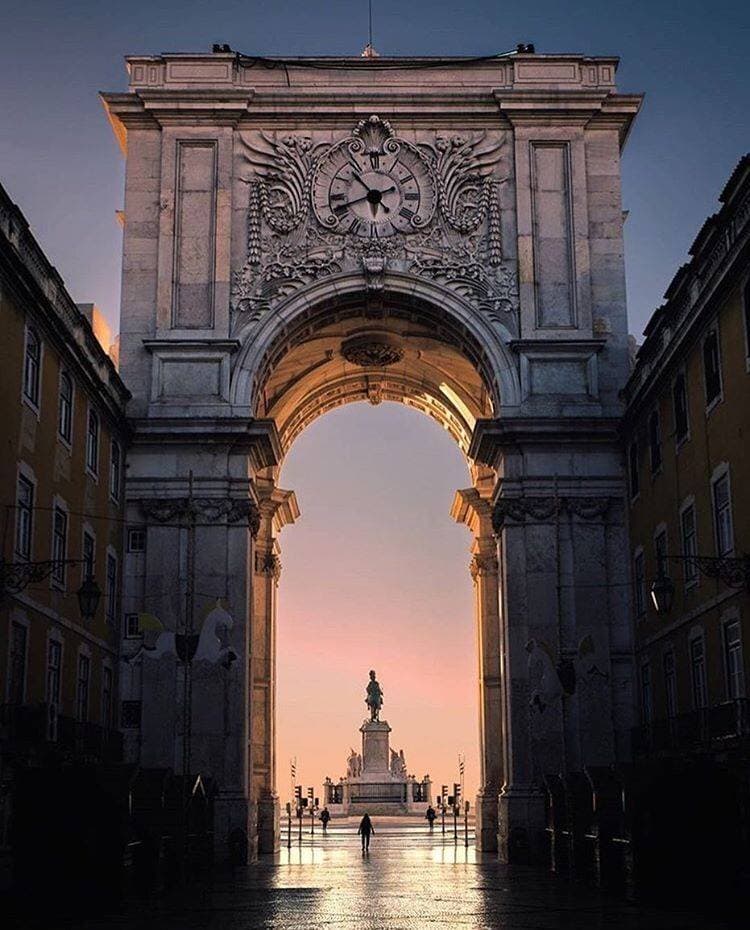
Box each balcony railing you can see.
[0,702,123,763]
[633,699,750,755]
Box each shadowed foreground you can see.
[21,822,731,929]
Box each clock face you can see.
[313,141,436,238]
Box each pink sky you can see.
[277,402,480,805]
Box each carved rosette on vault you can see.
[231,115,519,326]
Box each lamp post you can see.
[1,558,102,621]
[650,552,749,615]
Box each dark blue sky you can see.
[1,0,747,337]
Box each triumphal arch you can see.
[103,49,641,861]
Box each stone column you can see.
[251,479,299,854]
[451,488,502,852]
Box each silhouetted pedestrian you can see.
[425,805,436,831]
[320,807,331,832]
[358,813,374,852]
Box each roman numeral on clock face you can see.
[334,203,350,217]
[404,192,419,201]
[399,206,415,220]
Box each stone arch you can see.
[231,272,522,446]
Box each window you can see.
[125,613,141,638]
[23,326,41,407]
[680,504,698,586]
[83,531,95,579]
[51,506,68,586]
[690,637,708,709]
[127,528,146,553]
[654,528,669,577]
[724,621,745,700]
[58,371,73,442]
[641,662,653,725]
[633,551,646,618]
[672,372,689,444]
[110,440,121,501]
[86,408,99,475]
[664,651,678,718]
[102,666,113,729]
[713,472,734,557]
[15,474,34,559]
[8,622,28,703]
[47,639,62,708]
[648,409,662,473]
[703,329,722,406]
[76,654,90,722]
[628,442,639,499]
[106,553,118,627]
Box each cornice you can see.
[470,416,621,466]
[129,416,282,468]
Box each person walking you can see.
[320,807,331,832]
[425,804,436,832]
[357,813,374,852]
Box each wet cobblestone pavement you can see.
[38,822,732,929]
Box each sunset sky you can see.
[1,0,748,806]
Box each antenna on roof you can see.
[362,0,379,57]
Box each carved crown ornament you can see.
[232,116,518,325]
[138,498,261,538]
[341,334,405,368]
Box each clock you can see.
[312,131,436,238]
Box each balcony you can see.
[0,703,123,764]
[633,699,750,756]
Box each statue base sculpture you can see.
[324,717,432,817]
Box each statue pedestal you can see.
[360,719,391,777]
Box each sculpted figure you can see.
[365,669,384,721]
[347,748,358,778]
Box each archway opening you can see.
[276,401,480,810]
[242,287,505,847]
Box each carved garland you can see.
[492,496,613,533]
[138,498,261,537]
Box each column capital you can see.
[254,479,300,534]
[450,487,494,537]
[469,552,499,582]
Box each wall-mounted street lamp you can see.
[650,553,750,615]
[0,558,102,622]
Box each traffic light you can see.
[441,784,448,800]
[294,785,302,803]
[454,783,462,803]
[307,787,314,800]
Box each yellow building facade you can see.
[0,183,129,850]
[622,155,750,899]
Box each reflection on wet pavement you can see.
[55,821,729,929]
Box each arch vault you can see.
[103,50,642,863]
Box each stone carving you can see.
[492,496,613,532]
[341,336,405,368]
[139,497,261,536]
[232,117,518,326]
[256,551,282,580]
[347,748,362,778]
[469,553,499,580]
[390,748,408,778]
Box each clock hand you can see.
[339,187,397,210]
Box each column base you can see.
[257,794,280,854]
[214,791,252,865]
[475,790,499,852]
[498,784,547,865]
